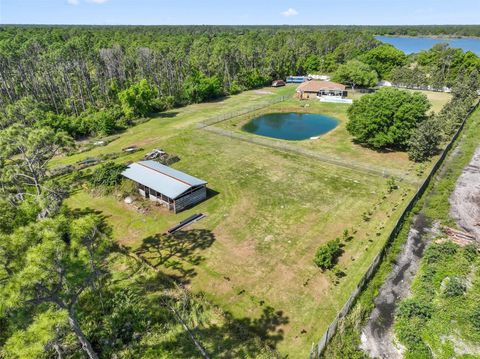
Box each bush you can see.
[89,162,126,190]
[443,277,466,297]
[396,320,432,358]
[423,242,458,264]
[397,298,433,320]
[387,177,398,193]
[314,238,342,270]
[471,307,480,331]
[463,244,478,263]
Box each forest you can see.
[1,25,480,359]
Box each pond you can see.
[375,35,480,55]
[242,112,339,141]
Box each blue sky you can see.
[1,0,479,25]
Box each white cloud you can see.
[67,0,79,5]
[281,8,298,17]
[87,0,109,3]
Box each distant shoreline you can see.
[375,34,480,40]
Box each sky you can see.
[1,0,479,26]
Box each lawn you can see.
[62,85,449,358]
[217,89,451,184]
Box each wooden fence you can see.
[309,102,480,358]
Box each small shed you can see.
[272,80,286,87]
[122,160,207,213]
[296,80,347,99]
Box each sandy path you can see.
[449,146,480,241]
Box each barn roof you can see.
[296,80,346,92]
[121,160,207,199]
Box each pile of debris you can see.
[144,148,180,166]
[441,226,479,248]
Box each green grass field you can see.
[61,85,451,357]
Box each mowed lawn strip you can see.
[65,112,416,357]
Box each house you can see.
[286,76,309,83]
[122,160,207,213]
[296,80,347,99]
[272,80,286,87]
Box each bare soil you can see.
[449,146,480,241]
[359,214,432,358]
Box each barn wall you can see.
[174,186,207,213]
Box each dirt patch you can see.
[449,146,480,241]
[360,214,432,358]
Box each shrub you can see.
[387,177,398,193]
[314,238,342,270]
[423,242,458,264]
[397,298,433,320]
[443,277,466,297]
[471,307,480,331]
[89,162,126,190]
[464,244,478,263]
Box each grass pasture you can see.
[61,85,450,357]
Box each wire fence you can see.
[203,126,419,184]
[197,95,289,128]
[309,101,480,358]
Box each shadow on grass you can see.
[149,111,180,119]
[136,272,289,358]
[193,306,289,356]
[133,229,216,283]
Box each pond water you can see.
[375,35,480,55]
[242,112,339,141]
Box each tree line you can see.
[0,26,378,138]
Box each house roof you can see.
[121,160,207,199]
[296,80,346,92]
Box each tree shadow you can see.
[149,111,179,119]
[139,294,289,358]
[351,138,405,153]
[134,229,216,283]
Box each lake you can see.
[242,112,339,141]
[375,35,480,55]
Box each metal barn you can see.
[122,161,207,213]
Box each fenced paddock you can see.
[197,95,289,128]
[309,102,480,358]
[203,125,417,184]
